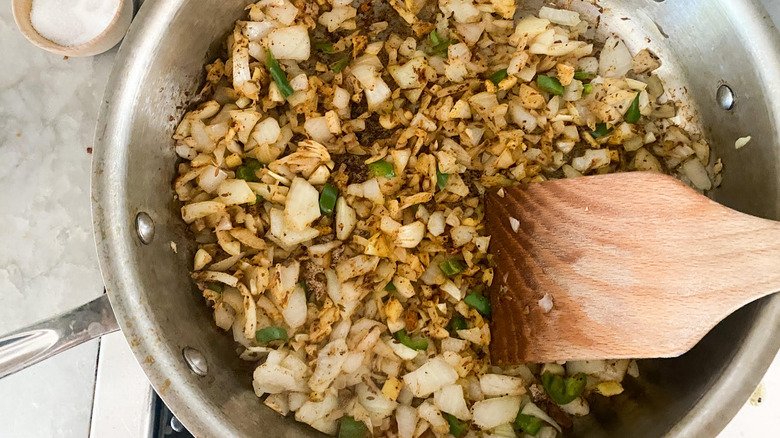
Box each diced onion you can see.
[471,396,521,429]
[479,374,525,397]
[268,25,311,61]
[539,293,554,313]
[735,136,752,149]
[198,165,228,193]
[599,36,632,79]
[304,116,334,143]
[335,197,357,240]
[284,177,321,231]
[308,340,349,392]
[318,6,356,32]
[402,357,458,397]
[357,382,398,416]
[265,0,298,25]
[539,7,581,26]
[242,21,276,41]
[395,405,418,438]
[395,221,426,248]
[295,391,338,428]
[282,284,307,328]
[181,201,226,223]
[681,158,712,191]
[434,384,471,420]
[521,402,562,432]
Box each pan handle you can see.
[0,294,119,379]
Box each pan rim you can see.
[90,0,780,437]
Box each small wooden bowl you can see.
[11,0,134,57]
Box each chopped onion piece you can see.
[539,293,554,313]
[267,25,311,61]
[735,136,752,149]
[471,396,521,429]
[479,374,526,397]
[434,384,471,420]
[396,405,418,438]
[357,382,398,416]
[395,221,426,248]
[509,217,520,233]
[521,402,562,433]
[539,7,581,26]
[402,357,459,397]
[681,158,712,191]
[308,340,349,392]
[335,197,357,240]
[599,36,632,79]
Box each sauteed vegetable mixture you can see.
[172,0,720,436]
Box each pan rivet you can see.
[717,84,735,110]
[171,416,185,432]
[182,347,208,376]
[135,212,155,244]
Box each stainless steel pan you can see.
[2,0,780,436]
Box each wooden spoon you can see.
[485,172,780,365]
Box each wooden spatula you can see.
[485,172,780,365]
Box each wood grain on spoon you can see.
[486,172,780,365]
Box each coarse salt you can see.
[30,0,120,47]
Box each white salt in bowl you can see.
[12,0,133,57]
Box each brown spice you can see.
[332,153,370,184]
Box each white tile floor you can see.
[1,1,779,437]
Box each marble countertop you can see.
[0,3,112,436]
[1,1,779,437]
